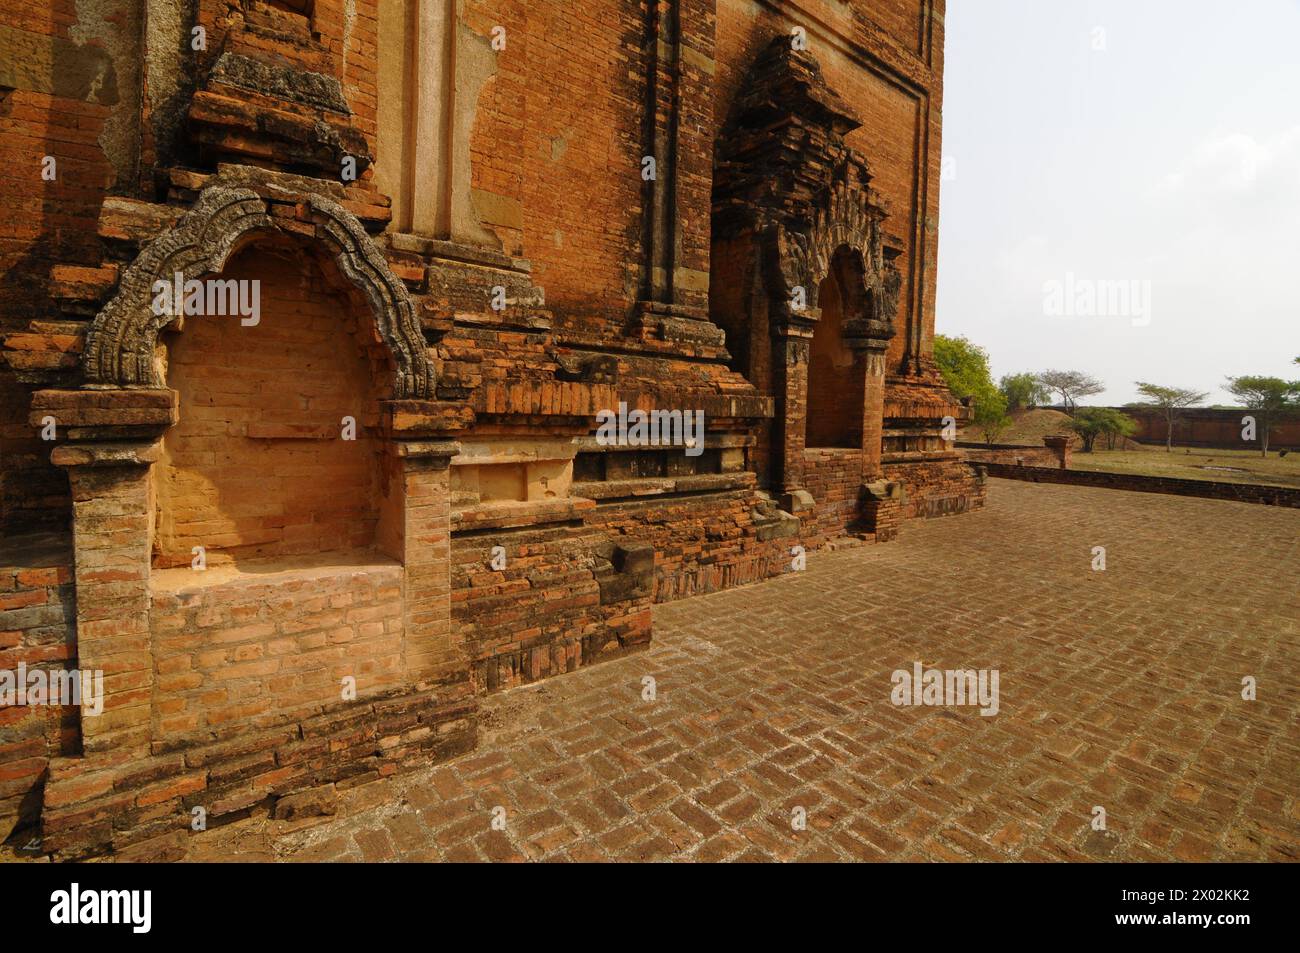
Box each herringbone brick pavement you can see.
[184,479,1300,862]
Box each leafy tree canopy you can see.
[999,372,1051,412]
[934,335,995,400]
[1069,407,1137,453]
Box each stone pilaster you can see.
[772,318,814,497]
[390,441,462,687]
[32,388,177,755]
[52,442,159,753]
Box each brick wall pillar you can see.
[52,443,159,754]
[1043,434,1072,469]
[862,479,904,542]
[33,389,177,756]
[861,350,887,480]
[773,320,814,496]
[633,0,726,346]
[388,440,466,688]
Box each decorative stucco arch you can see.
[82,186,434,399]
[766,173,902,350]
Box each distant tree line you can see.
[933,335,1300,455]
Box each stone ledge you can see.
[149,551,402,595]
[382,400,475,437]
[31,388,178,441]
[49,441,162,469]
[451,497,595,533]
[573,472,754,500]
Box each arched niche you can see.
[82,186,433,400]
[151,234,388,568]
[807,246,868,449]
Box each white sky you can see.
[936,0,1300,405]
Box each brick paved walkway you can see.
[185,480,1300,862]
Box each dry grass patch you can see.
[1068,446,1300,489]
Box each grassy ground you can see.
[1068,446,1300,489]
[959,408,1146,450]
[959,409,1299,489]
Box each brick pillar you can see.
[773,328,812,496]
[861,350,887,480]
[633,0,726,346]
[52,443,159,754]
[1043,434,1072,469]
[389,441,465,687]
[862,479,904,542]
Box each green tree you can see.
[1102,409,1138,450]
[999,372,1051,412]
[934,335,995,400]
[973,386,1012,446]
[1224,375,1300,456]
[1130,382,1208,452]
[1036,370,1104,416]
[1069,407,1138,453]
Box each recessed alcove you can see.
[152,239,388,571]
[806,247,867,451]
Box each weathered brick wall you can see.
[1,375,68,533]
[714,0,941,374]
[582,490,797,602]
[1114,407,1300,450]
[958,443,1065,468]
[0,534,76,839]
[452,526,652,691]
[40,681,476,861]
[464,0,646,331]
[149,559,406,742]
[884,458,985,519]
[0,4,133,533]
[806,276,865,449]
[153,250,383,567]
[802,448,867,543]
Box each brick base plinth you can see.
[884,458,987,519]
[40,681,475,861]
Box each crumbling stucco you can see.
[71,0,143,190]
[0,24,118,105]
[144,0,198,174]
[373,0,500,246]
[453,20,500,247]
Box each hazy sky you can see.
[937,0,1300,405]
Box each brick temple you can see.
[0,0,981,858]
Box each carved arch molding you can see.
[713,36,904,353]
[768,173,903,351]
[82,186,434,399]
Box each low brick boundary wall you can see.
[985,464,1300,508]
[960,445,1059,467]
[958,436,1072,470]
